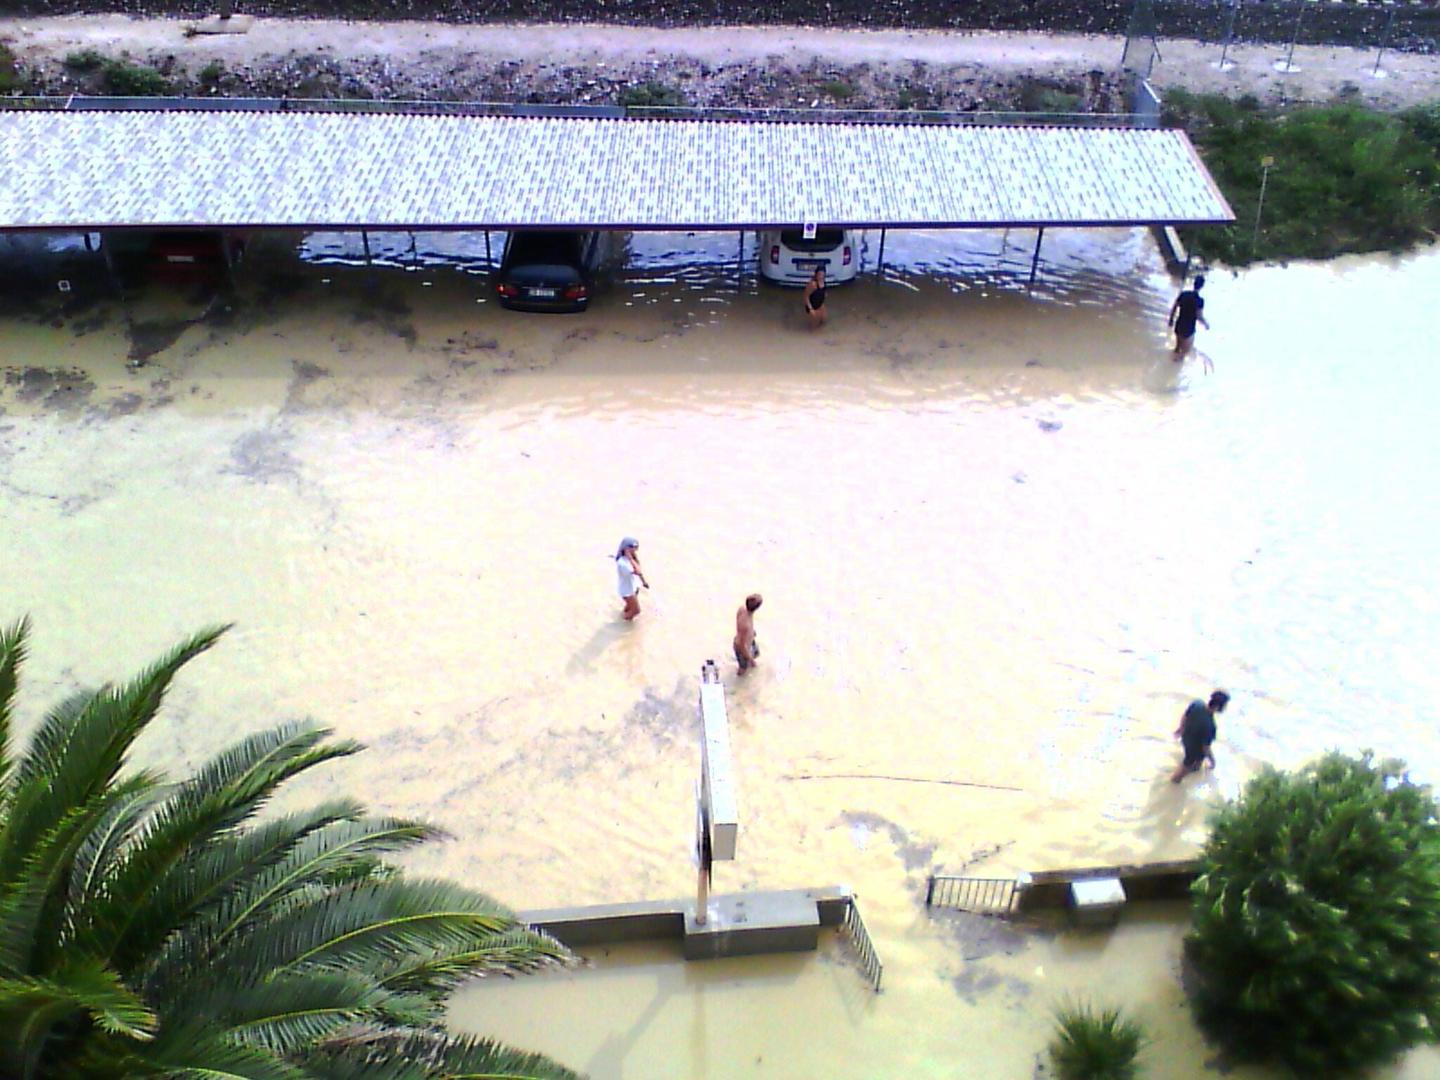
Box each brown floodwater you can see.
[1,229,1436,1078]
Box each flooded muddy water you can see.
[2,229,1436,1077]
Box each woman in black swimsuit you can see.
[803,267,828,331]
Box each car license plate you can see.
[529,287,556,298]
[795,259,828,269]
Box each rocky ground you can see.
[4,16,1440,114]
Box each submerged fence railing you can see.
[925,875,1021,916]
[841,898,883,992]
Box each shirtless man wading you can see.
[734,594,763,674]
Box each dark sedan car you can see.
[494,229,606,312]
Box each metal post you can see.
[1217,0,1241,71]
[361,228,373,267]
[876,227,887,279]
[736,229,744,292]
[101,235,122,297]
[1029,227,1045,286]
[484,229,492,268]
[696,851,709,926]
[1278,3,1305,73]
[1373,8,1396,77]
[1252,155,1274,254]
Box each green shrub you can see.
[198,60,224,86]
[102,58,171,96]
[1401,101,1440,157]
[820,79,855,102]
[1020,79,1082,115]
[63,47,106,72]
[1172,95,1440,265]
[618,81,685,109]
[1186,752,1440,1074]
[0,42,18,94]
[1047,1002,1145,1080]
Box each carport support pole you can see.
[736,230,744,291]
[1029,228,1045,287]
[877,228,887,280]
[101,238,121,297]
[485,230,493,268]
[361,229,373,268]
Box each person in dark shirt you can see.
[1169,274,1211,369]
[1170,689,1229,783]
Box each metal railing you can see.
[925,875,1020,916]
[841,898,883,993]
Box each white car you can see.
[757,227,860,286]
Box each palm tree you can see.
[0,618,579,1079]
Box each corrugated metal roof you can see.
[0,110,1233,231]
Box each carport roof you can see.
[0,108,1234,231]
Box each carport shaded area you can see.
[0,103,1232,232]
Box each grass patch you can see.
[820,79,855,102]
[101,58,171,96]
[1169,89,1440,265]
[618,81,686,109]
[1047,1002,1145,1080]
[64,48,106,73]
[1019,78,1083,115]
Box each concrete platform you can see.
[523,885,849,959]
[684,889,821,960]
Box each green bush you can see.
[63,47,106,72]
[1171,94,1440,265]
[102,58,171,96]
[199,60,225,86]
[1401,102,1440,157]
[1187,752,1440,1074]
[1047,1002,1145,1080]
[618,81,686,109]
[821,79,855,102]
[0,43,18,94]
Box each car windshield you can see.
[779,228,845,251]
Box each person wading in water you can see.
[1171,689,1229,782]
[734,593,762,673]
[1169,274,1212,370]
[614,537,649,621]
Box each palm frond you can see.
[0,626,229,885]
[184,722,359,808]
[147,815,434,997]
[177,971,387,1055]
[309,1029,581,1080]
[374,929,574,997]
[0,959,156,1077]
[69,780,170,907]
[214,880,516,985]
[0,775,159,978]
[0,615,31,795]
[128,1026,314,1080]
[74,725,357,973]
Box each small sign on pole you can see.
[802,222,818,241]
